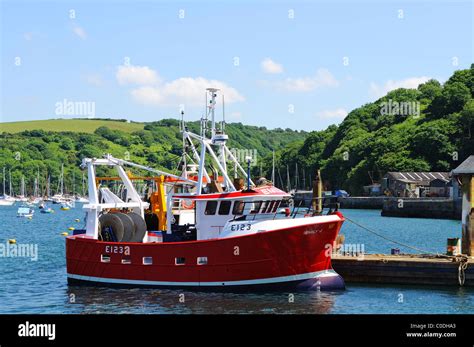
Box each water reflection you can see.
[66,285,337,314]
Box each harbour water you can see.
[1,205,472,314]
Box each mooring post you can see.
[452,156,474,256]
[312,170,323,213]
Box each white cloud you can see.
[369,76,431,99]
[261,58,283,74]
[131,86,164,105]
[116,65,160,86]
[316,108,348,120]
[72,25,87,40]
[270,68,339,92]
[117,64,244,106]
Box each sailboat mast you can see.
[295,163,299,190]
[271,150,275,184]
[2,167,5,196]
[302,168,306,190]
[9,169,12,196]
[286,165,291,192]
[60,164,64,195]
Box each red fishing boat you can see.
[66,88,345,290]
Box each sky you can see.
[0,0,472,131]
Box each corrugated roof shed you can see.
[452,155,474,175]
[385,172,450,184]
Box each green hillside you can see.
[268,65,474,194]
[0,119,144,134]
[0,118,307,195]
[1,65,473,196]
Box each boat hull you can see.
[66,213,345,291]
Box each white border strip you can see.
[68,269,340,287]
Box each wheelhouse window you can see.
[232,200,244,215]
[260,201,268,213]
[205,201,218,215]
[218,200,232,215]
[266,201,276,213]
[272,200,281,212]
[250,201,262,214]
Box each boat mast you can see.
[36,168,40,197]
[9,169,12,196]
[302,167,306,190]
[20,176,25,196]
[286,165,291,192]
[182,88,254,194]
[60,164,64,195]
[181,110,188,180]
[209,88,228,187]
[2,167,5,196]
[295,163,299,191]
[271,150,275,184]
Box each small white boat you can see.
[0,168,15,206]
[0,195,15,206]
[17,207,34,218]
[75,196,89,203]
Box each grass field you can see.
[0,119,145,133]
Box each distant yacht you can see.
[75,196,89,203]
[75,173,89,203]
[0,196,15,206]
[0,167,15,206]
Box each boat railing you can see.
[230,197,339,222]
[290,197,340,218]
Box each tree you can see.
[429,82,471,118]
[418,79,442,101]
[460,100,474,139]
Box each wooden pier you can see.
[332,254,473,287]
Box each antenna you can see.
[206,88,219,138]
[181,110,187,179]
[222,94,225,132]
